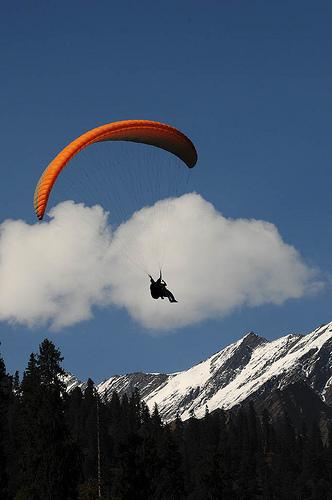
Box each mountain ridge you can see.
[64,321,332,423]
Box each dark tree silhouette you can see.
[2,339,332,499]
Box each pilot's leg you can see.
[166,290,178,303]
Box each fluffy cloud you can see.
[0,194,322,331]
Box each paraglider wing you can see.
[34,120,197,220]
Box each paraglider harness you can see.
[149,272,178,303]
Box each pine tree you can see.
[81,378,99,486]
[183,410,203,497]
[139,402,164,499]
[17,341,79,499]
[66,386,84,443]
[6,370,21,498]
[0,349,11,499]
[15,353,41,498]
[153,424,184,500]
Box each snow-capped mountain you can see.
[65,321,332,423]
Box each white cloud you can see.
[0,202,113,329]
[0,194,322,331]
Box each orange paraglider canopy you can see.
[34,119,197,220]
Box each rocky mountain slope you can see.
[65,321,332,423]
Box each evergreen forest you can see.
[1,339,332,499]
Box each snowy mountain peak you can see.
[236,330,267,351]
[142,322,332,421]
[65,321,332,423]
[242,331,267,343]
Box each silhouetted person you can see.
[149,272,178,303]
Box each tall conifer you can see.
[0,350,11,499]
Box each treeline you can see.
[1,340,332,499]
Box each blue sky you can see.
[1,1,332,381]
